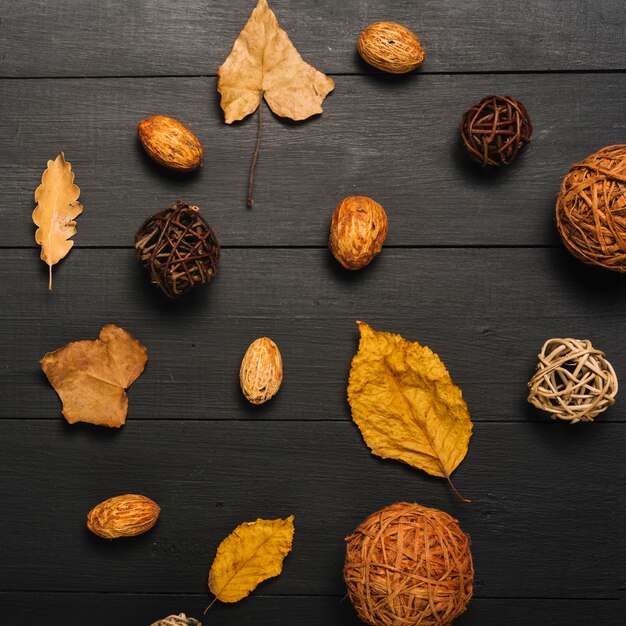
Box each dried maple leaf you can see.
[348,322,473,500]
[208,516,294,606]
[32,152,83,290]
[40,324,148,428]
[217,0,335,205]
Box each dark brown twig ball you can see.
[460,95,532,166]
[135,201,220,298]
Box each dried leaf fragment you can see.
[208,515,294,603]
[348,322,472,499]
[40,324,148,428]
[32,152,82,289]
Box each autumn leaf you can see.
[208,516,294,605]
[40,324,148,428]
[32,152,82,290]
[348,322,472,500]
[217,0,335,206]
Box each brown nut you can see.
[87,494,160,539]
[240,337,283,405]
[329,196,388,270]
[357,21,425,74]
[138,115,203,171]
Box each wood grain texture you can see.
[1,74,626,247]
[0,420,624,598]
[1,0,625,77]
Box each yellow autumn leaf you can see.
[348,322,472,499]
[32,152,83,290]
[217,0,335,124]
[208,516,294,603]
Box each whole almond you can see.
[358,22,426,74]
[138,115,203,172]
[87,494,160,539]
[329,196,388,270]
[240,337,283,405]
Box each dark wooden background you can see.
[1,1,625,624]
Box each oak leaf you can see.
[208,516,294,604]
[32,152,82,290]
[348,322,472,500]
[40,324,148,428]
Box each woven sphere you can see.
[150,614,201,626]
[135,201,220,298]
[344,502,473,626]
[460,95,532,166]
[556,145,626,271]
[528,338,618,423]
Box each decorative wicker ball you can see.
[528,338,618,423]
[344,502,474,626]
[135,201,220,298]
[460,95,532,166]
[556,145,626,271]
[150,614,201,626]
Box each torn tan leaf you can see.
[348,322,472,497]
[217,0,335,124]
[32,152,82,290]
[40,324,148,428]
[208,515,294,603]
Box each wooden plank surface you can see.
[3,248,626,423]
[2,0,626,77]
[2,74,626,247]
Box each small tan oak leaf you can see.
[348,322,472,499]
[32,152,83,290]
[208,515,294,603]
[87,494,160,539]
[40,324,148,428]
[217,0,335,124]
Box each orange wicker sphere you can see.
[344,502,473,626]
[556,145,626,271]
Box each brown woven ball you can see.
[556,145,626,271]
[460,95,532,166]
[135,200,220,298]
[528,338,618,423]
[150,614,201,626]
[344,502,473,626]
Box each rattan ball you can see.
[344,502,473,626]
[135,200,220,298]
[150,614,201,626]
[556,145,626,271]
[460,95,532,166]
[528,338,618,423]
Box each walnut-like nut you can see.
[329,196,388,270]
[357,22,425,74]
[87,494,160,539]
[240,337,283,405]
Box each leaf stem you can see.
[203,595,217,615]
[445,472,471,503]
[247,97,263,208]
[48,264,53,291]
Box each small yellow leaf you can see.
[217,0,335,124]
[348,322,472,497]
[32,152,83,290]
[208,515,294,603]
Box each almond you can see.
[358,22,426,74]
[87,494,160,539]
[240,337,283,405]
[138,115,203,172]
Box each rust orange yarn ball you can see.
[344,502,474,626]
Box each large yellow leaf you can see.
[32,152,82,290]
[208,516,294,603]
[348,322,472,498]
[217,0,335,124]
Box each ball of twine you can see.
[527,338,618,423]
[460,95,532,166]
[344,502,473,626]
[556,145,626,272]
[135,201,220,298]
[150,614,201,626]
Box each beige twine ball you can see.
[527,338,618,423]
[150,614,201,626]
[344,502,474,626]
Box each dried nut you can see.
[137,115,203,171]
[240,337,283,405]
[87,494,160,539]
[357,22,425,74]
[329,196,388,270]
